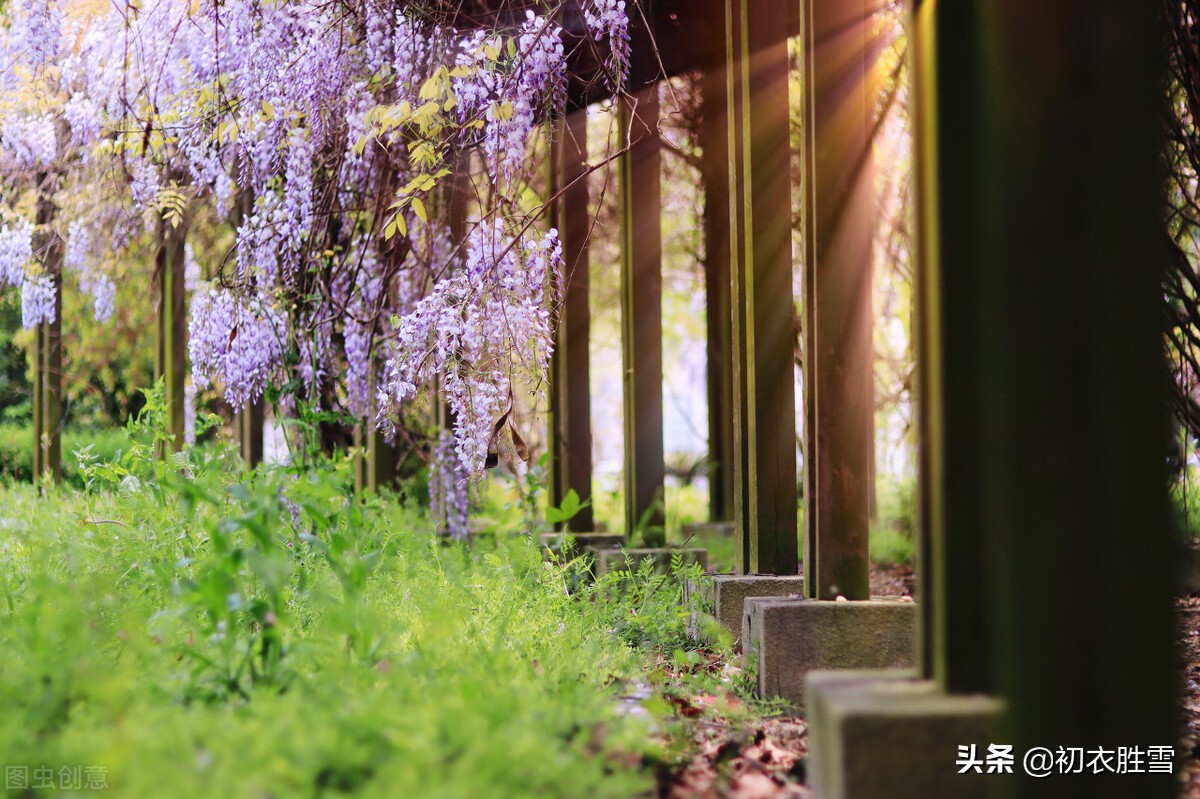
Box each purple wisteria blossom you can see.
[15,0,60,71]
[377,221,561,475]
[189,285,287,410]
[65,220,115,323]
[2,115,57,170]
[0,219,34,287]
[584,0,631,90]
[0,0,632,493]
[20,273,55,329]
[431,430,471,540]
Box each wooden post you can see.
[700,33,735,524]
[32,183,61,484]
[156,220,188,453]
[914,0,1176,789]
[32,305,42,479]
[981,0,1175,784]
[238,399,265,467]
[366,430,398,493]
[427,154,472,521]
[800,0,877,599]
[619,86,666,542]
[362,363,397,493]
[231,189,265,468]
[548,109,596,531]
[726,0,799,573]
[911,0,990,691]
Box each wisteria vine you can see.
[0,0,633,519]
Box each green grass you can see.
[0,423,133,488]
[869,523,914,566]
[0,437,724,798]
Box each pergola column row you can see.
[546,0,873,581]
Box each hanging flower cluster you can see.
[0,220,33,287]
[431,429,471,540]
[20,272,55,329]
[584,0,632,89]
[0,0,632,485]
[378,221,560,476]
[64,220,115,324]
[189,286,287,410]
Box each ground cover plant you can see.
[0,403,809,798]
[0,463,640,795]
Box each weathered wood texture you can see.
[982,0,1176,788]
[726,0,799,574]
[238,400,265,468]
[548,109,595,531]
[619,85,666,539]
[156,221,189,453]
[914,0,1176,792]
[32,184,62,483]
[801,0,880,599]
[700,19,735,524]
[911,0,990,693]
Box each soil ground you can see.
[656,564,915,798]
[1177,598,1200,797]
[662,569,1200,798]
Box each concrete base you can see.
[538,532,625,558]
[681,521,735,538]
[592,547,708,577]
[687,575,806,646]
[743,597,916,713]
[806,670,1004,799]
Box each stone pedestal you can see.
[743,597,916,712]
[591,547,708,577]
[806,670,1004,799]
[687,574,806,646]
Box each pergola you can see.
[545,0,1176,795]
[24,1,1177,795]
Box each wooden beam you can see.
[619,86,666,541]
[32,302,42,480]
[800,0,876,599]
[562,0,804,111]
[549,109,596,531]
[726,0,799,573]
[700,28,735,524]
[156,220,188,453]
[726,0,752,569]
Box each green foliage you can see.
[0,440,678,797]
[0,424,132,487]
[0,291,29,424]
[869,523,914,566]
[582,555,705,653]
[1172,465,1200,541]
[870,474,916,565]
[545,487,591,528]
[57,250,159,427]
